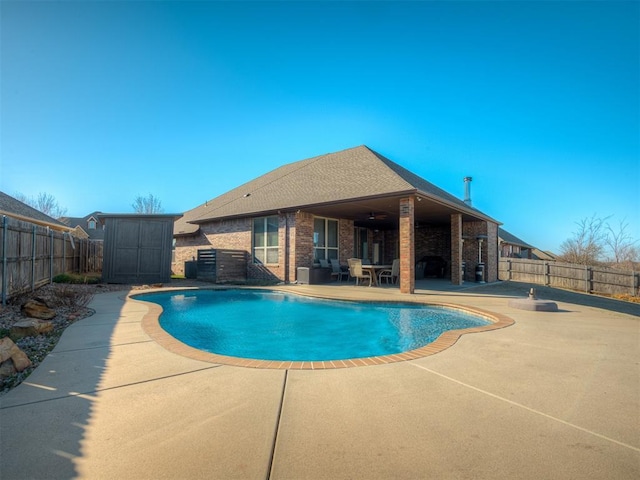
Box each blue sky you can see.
[1,1,638,253]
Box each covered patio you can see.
[173,146,500,292]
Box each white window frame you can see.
[252,215,279,264]
[313,217,339,261]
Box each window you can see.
[314,217,338,261]
[88,219,96,230]
[253,216,279,264]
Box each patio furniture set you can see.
[319,258,400,286]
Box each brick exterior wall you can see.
[450,214,463,285]
[172,230,212,275]
[174,212,357,283]
[294,212,314,281]
[461,220,499,282]
[172,209,497,286]
[415,225,451,278]
[486,221,498,282]
[339,218,355,264]
[399,197,415,294]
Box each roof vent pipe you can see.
[463,177,473,207]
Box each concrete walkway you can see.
[1,281,638,479]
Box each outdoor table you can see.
[361,265,392,286]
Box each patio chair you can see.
[330,258,349,282]
[348,258,372,286]
[319,258,330,268]
[379,258,400,284]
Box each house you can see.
[0,191,70,231]
[59,211,105,241]
[531,248,557,261]
[498,228,558,261]
[173,145,501,293]
[498,228,534,259]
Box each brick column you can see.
[486,221,498,282]
[450,213,463,285]
[399,197,415,294]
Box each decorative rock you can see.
[508,288,558,312]
[10,319,54,340]
[21,299,56,320]
[0,337,32,375]
[0,337,20,363]
[0,359,17,378]
[9,348,31,372]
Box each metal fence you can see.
[499,257,639,296]
[0,215,103,303]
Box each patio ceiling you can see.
[302,193,487,230]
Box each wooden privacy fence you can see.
[499,257,639,296]
[1,215,103,303]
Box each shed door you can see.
[109,219,170,283]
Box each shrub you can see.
[53,273,101,285]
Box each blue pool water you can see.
[136,289,491,361]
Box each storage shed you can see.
[99,214,182,284]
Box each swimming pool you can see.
[135,289,493,362]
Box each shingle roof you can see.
[175,145,497,235]
[498,228,534,248]
[0,191,69,229]
[59,211,106,240]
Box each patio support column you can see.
[399,197,415,294]
[451,213,463,285]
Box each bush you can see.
[53,273,101,285]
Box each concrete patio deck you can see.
[1,280,638,479]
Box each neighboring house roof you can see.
[176,145,499,236]
[498,228,534,249]
[59,211,106,240]
[531,248,557,261]
[0,191,70,231]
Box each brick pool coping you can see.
[135,286,515,369]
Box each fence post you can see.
[544,262,549,286]
[50,229,54,284]
[2,215,7,305]
[31,224,36,292]
[585,265,592,293]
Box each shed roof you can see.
[175,145,499,236]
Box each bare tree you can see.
[559,214,610,265]
[14,192,68,218]
[132,193,164,214]
[605,218,638,264]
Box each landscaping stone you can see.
[0,359,17,377]
[10,319,54,340]
[0,337,32,376]
[21,299,56,320]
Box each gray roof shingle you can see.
[175,145,497,235]
[0,191,69,229]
